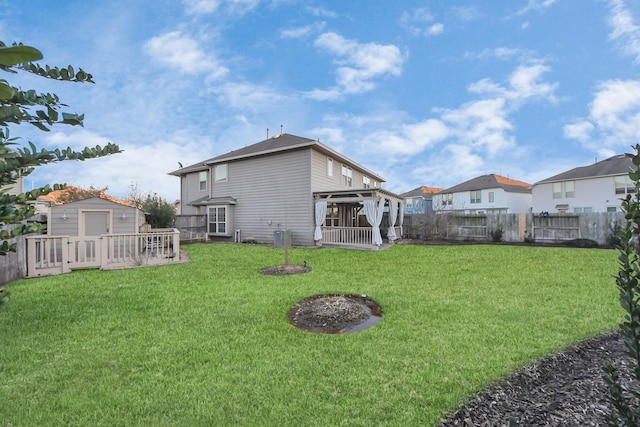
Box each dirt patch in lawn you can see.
[261,264,311,275]
[288,294,383,334]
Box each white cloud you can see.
[605,0,640,63]
[426,23,444,36]
[367,119,449,156]
[467,64,557,104]
[400,7,444,37]
[30,130,208,202]
[144,31,228,80]
[280,22,325,39]
[307,6,337,18]
[307,32,405,99]
[212,82,288,110]
[183,0,259,16]
[183,0,222,14]
[514,0,558,16]
[440,98,514,157]
[564,79,640,155]
[563,120,594,142]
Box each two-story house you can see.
[169,133,404,248]
[434,174,532,214]
[532,154,632,213]
[400,186,443,215]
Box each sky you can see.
[2,0,640,202]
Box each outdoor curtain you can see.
[364,197,385,246]
[387,199,398,241]
[314,201,327,241]
[398,202,404,237]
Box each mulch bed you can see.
[438,330,634,426]
[260,264,311,275]
[288,294,382,334]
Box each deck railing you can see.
[321,226,372,247]
[320,226,403,248]
[26,229,181,277]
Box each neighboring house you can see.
[400,186,443,214]
[532,154,632,213]
[36,187,145,236]
[434,174,532,214]
[169,133,404,248]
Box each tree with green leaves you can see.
[141,193,175,229]
[0,41,121,256]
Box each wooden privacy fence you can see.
[25,229,181,278]
[175,215,207,242]
[403,212,625,245]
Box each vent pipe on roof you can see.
[266,128,269,139]
[280,124,283,135]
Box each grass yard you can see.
[0,243,622,426]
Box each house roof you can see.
[440,174,531,194]
[169,133,385,182]
[535,154,632,184]
[400,186,444,198]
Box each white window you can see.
[199,171,207,191]
[214,164,227,182]
[615,176,634,194]
[552,182,562,199]
[327,158,333,177]
[607,206,618,213]
[564,181,575,198]
[488,192,494,203]
[341,165,352,187]
[406,198,413,208]
[442,193,453,206]
[470,190,481,204]
[208,206,227,234]
[363,175,371,188]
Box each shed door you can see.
[84,212,110,235]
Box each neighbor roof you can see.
[535,154,632,184]
[441,174,531,194]
[169,133,385,182]
[38,186,135,207]
[400,186,444,198]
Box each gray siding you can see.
[49,198,144,236]
[310,150,380,191]
[181,171,209,215]
[213,149,314,245]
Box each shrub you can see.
[603,145,640,426]
[524,231,535,243]
[491,227,504,242]
[0,288,8,309]
[562,238,599,248]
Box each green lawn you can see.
[0,243,622,426]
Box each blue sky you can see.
[2,0,640,202]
